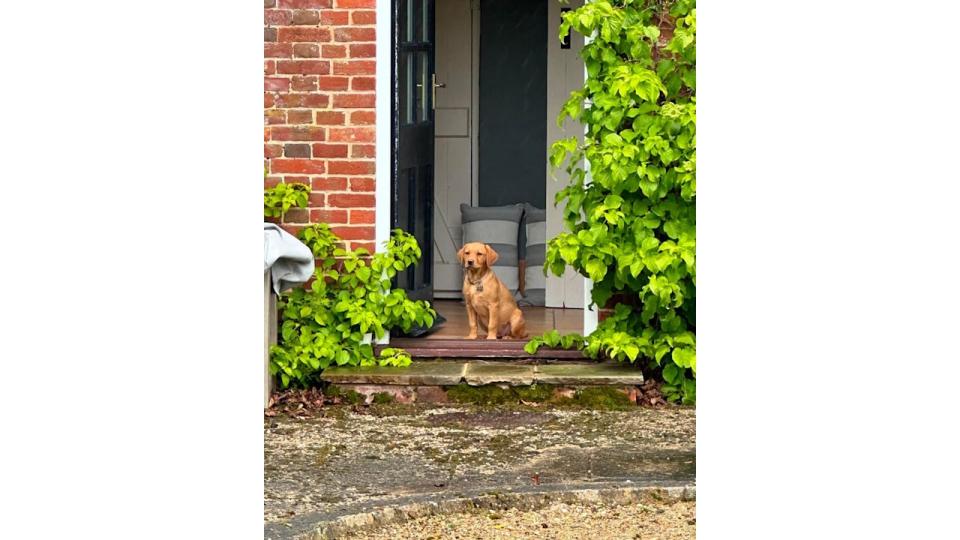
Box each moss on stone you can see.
[574,387,635,410]
[326,385,365,405]
[445,384,518,405]
[443,383,638,409]
[372,392,394,404]
[515,384,553,403]
[550,396,578,407]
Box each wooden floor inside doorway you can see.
[425,300,583,340]
[377,300,587,359]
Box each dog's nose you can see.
[466,261,474,266]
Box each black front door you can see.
[393,0,435,302]
[478,0,547,208]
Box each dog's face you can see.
[458,242,498,269]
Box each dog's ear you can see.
[457,245,466,265]
[484,244,499,266]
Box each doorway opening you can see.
[391,0,588,344]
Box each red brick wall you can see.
[264,0,378,252]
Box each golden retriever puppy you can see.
[458,242,527,340]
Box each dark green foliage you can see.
[539,0,696,404]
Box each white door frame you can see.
[581,3,598,335]
[374,1,597,342]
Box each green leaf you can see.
[662,362,681,385]
[559,244,579,264]
[682,377,696,402]
[604,133,623,145]
[672,347,697,373]
[585,258,608,281]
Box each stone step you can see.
[320,360,645,406]
[321,360,644,387]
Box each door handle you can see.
[432,73,446,109]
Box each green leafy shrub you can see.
[269,224,436,388]
[537,0,696,403]
[523,329,586,352]
[376,347,413,367]
[264,181,309,219]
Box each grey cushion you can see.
[519,203,546,306]
[460,203,523,293]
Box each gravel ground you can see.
[264,403,695,539]
[341,499,696,540]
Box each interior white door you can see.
[432,0,475,297]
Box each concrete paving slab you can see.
[264,404,696,538]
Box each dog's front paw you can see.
[485,333,498,340]
[465,333,478,340]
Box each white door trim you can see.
[582,3,598,335]
[375,3,391,252]
[375,1,392,345]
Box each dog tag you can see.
[475,282,483,292]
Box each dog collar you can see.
[467,273,484,292]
